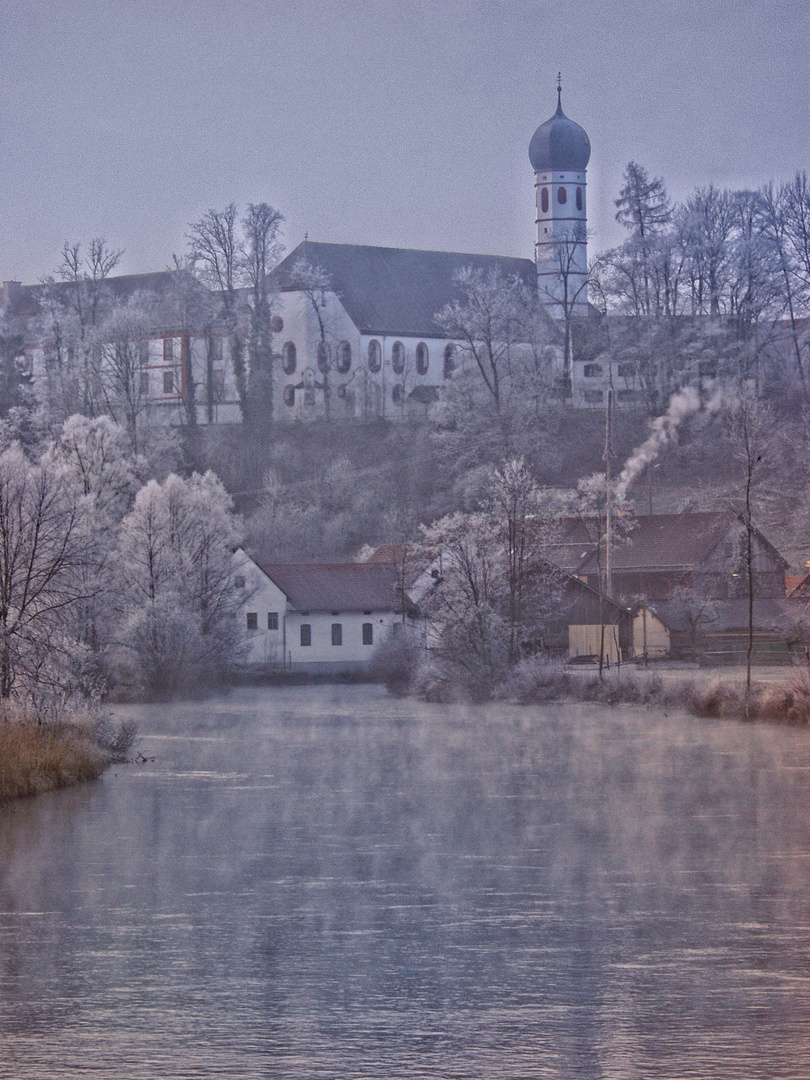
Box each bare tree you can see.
[722,386,778,709]
[188,205,249,420]
[0,445,94,699]
[435,267,529,414]
[242,203,284,425]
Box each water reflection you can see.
[1,685,810,1077]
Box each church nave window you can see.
[392,341,405,374]
[442,343,456,379]
[392,383,404,405]
[337,340,352,374]
[367,339,382,372]
[317,340,331,372]
[282,341,297,374]
[283,384,295,407]
[416,342,429,375]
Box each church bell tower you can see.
[529,78,591,317]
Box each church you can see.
[3,86,636,425]
[264,82,602,422]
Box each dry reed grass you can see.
[0,701,128,804]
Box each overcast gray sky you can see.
[2,0,808,283]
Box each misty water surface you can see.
[1,684,810,1078]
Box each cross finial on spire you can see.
[557,72,562,93]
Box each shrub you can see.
[498,656,571,703]
[370,633,422,696]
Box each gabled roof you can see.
[575,510,768,575]
[540,510,788,578]
[259,561,414,614]
[4,270,213,331]
[642,598,797,634]
[271,240,536,338]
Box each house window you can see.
[270,315,284,333]
[442,343,455,378]
[234,575,245,589]
[392,383,404,405]
[282,341,297,374]
[317,340,331,372]
[416,342,429,375]
[268,612,278,630]
[583,389,604,404]
[362,622,373,646]
[331,623,342,646]
[139,371,150,396]
[367,339,382,372]
[618,362,636,378]
[392,341,405,374]
[337,340,352,373]
[246,612,258,631]
[163,369,174,394]
[300,624,312,647]
[617,389,637,403]
[576,187,583,211]
[583,363,602,378]
[283,385,295,407]
[558,186,567,204]
[163,337,174,362]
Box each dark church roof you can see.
[529,89,591,173]
[271,241,536,338]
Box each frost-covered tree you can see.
[188,202,285,426]
[115,470,244,696]
[435,268,529,413]
[0,445,94,700]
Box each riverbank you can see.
[393,654,810,724]
[0,708,136,804]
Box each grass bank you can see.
[0,707,136,804]
[378,646,810,725]
[500,659,810,723]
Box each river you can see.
[1,684,809,1078]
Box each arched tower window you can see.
[282,341,297,374]
[392,341,405,374]
[576,187,583,211]
[541,187,549,213]
[557,187,567,205]
[367,339,381,372]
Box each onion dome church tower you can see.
[529,77,591,316]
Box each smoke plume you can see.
[615,383,737,503]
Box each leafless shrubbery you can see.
[369,634,421,696]
[496,657,572,703]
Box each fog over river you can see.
[1,685,810,1078]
